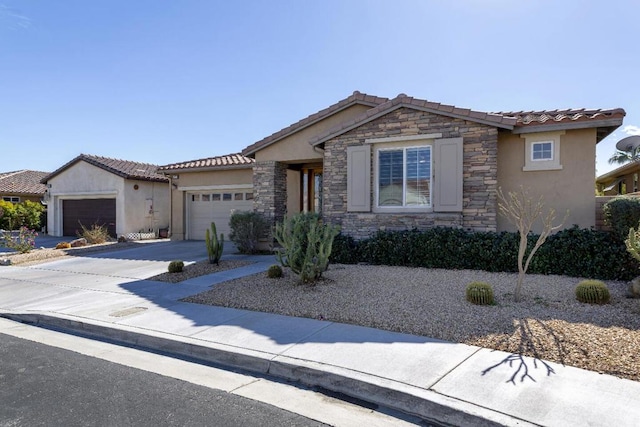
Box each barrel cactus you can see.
[267,264,283,279]
[168,260,184,273]
[575,280,610,304]
[466,281,495,305]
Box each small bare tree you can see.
[497,186,567,302]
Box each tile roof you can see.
[242,91,389,156]
[309,93,517,146]
[0,170,48,196]
[42,154,168,183]
[497,108,626,127]
[157,153,254,172]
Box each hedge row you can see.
[330,226,639,281]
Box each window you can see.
[532,142,553,161]
[234,193,243,201]
[191,194,200,202]
[245,192,253,200]
[522,131,564,171]
[377,146,431,208]
[201,194,211,202]
[2,196,19,203]
[223,193,232,201]
[212,193,221,201]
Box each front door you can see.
[301,167,322,214]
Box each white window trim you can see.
[2,196,20,203]
[522,131,564,171]
[373,139,433,213]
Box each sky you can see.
[1,0,639,177]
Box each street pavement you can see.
[1,240,640,426]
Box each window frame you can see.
[531,141,553,161]
[522,131,564,171]
[373,141,433,213]
[2,196,20,203]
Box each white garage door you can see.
[188,189,254,240]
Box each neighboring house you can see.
[0,170,48,203]
[157,154,254,240]
[41,154,170,238]
[164,91,625,240]
[596,162,640,196]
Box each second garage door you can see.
[62,198,116,237]
[188,190,253,240]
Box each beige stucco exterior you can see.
[169,167,253,240]
[46,161,170,237]
[254,104,371,163]
[497,128,597,233]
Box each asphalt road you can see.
[0,333,326,427]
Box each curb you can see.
[0,311,530,427]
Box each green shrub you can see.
[575,280,610,304]
[466,281,495,305]
[267,264,283,278]
[77,222,110,244]
[229,211,270,254]
[603,196,640,240]
[0,200,46,231]
[168,260,184,273]
[274,213,340,284]
[330,226,638,281]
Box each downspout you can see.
[167,174,173,238]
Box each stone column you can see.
[253,161,288,225]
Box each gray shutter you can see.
[347,145,371,212]
[433,137,463,212]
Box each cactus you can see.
[575,280,610,304]
[626,226,640,263]
[267,264,283,278]
[205,222,224,265]
[168,260,184,273]
[466,281,495,305]
[274,213,340,284]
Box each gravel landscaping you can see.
[183,264,640,383]
[149,259,252,283]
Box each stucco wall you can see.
[496,128,597,233]
[122,179,170,234]
[254,104,371,163]
[169,168,253,240]
[322,107,499,238]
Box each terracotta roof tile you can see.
[0,170,48,196]
[242,91,389,156]
[42,154,168,183]
[309,94,518,146]
[157,153,254,171]
[494,108,626,128]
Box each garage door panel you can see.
[63,199,116,237]
[188,191,253,240]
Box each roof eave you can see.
[242,99,382,157]
[158,164,254,174]
[596,161,640,182]
[310,103,514,147]
[512,118,624,138]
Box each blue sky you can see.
[1,0,638,176]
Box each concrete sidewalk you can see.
[1,242,639,426]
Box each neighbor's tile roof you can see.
[242,91,389,156]
[0,170,48,195]
[42,154,168,183]
[157,153,254,172]
[497,108,627,127]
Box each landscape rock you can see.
[70,238,88,248]
[0,258,11,266]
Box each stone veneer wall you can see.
[253,161,288,225]
[322,107,499,239]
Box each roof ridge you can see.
[242,91,389,156]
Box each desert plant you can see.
[266,264,283,278]
[575,280,611,304]
[205,222,224,265]
[466,281,495,305]
[15,200,46,230]
[229,211,270,254]
[77,222,110,244]
[604,196,640,240]
[497,186,567,302]
[274,213,340,284]
[55,241,71,249]
[1,226,37,253]
[0,200,17,230]
[168,260,184,273]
